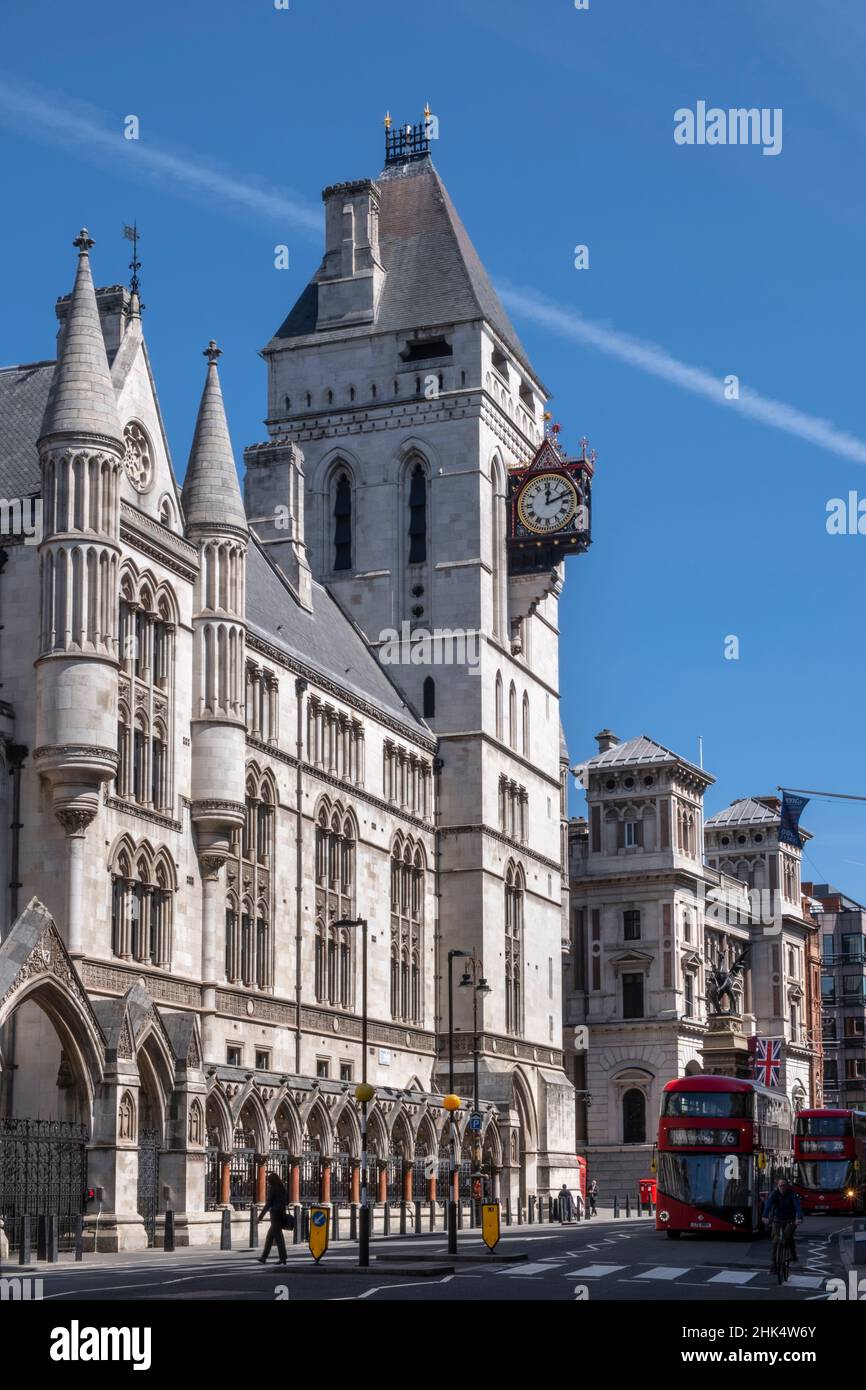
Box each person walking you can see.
[588,1178,599,1217]
[558,1183,575,1223]
[257,1172,290,1264]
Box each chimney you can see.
[56,284,130,365]
[595,729,619,753]
[243,439,312,611]
[317,179,385,329]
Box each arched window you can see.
[423,676,435,719]
[110,839,174,968]
[333,469,352,571]
[390,838,424,1023]
[313,801,356,1008]
[226,767,275,990]
[408,463,427,565]
[495,672,503,741]
[522,692,530,757]
[505,862,523,1036]
[508,682,517,750]
[116,574,176,811]
[622,1089,646,1144]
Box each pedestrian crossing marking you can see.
[563,1264,628,1278]
[707,1270,758,1285]
[635,1266,690,1281]
[787,1274,826,1289]
[496,1261,564,1276]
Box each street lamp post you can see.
[334,916,371,1267]
[459,958,492,1214]
[446,948,470,1255]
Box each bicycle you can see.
[770,1219,796,1285]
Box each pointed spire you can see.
[40,229,123,445]
[182,341,248,534]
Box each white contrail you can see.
[0,77,321,235]
[501,285,866,466]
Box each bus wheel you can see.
[666,1230,682,1239]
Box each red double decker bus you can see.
[655,1075,793,1237]
[794,1108,866,1214]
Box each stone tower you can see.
[244,117,578,1197]
[35,230,124,955]
[182,341,249,1056]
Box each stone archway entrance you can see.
[136,1090,161,1247]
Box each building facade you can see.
[806,883,866,1110]
[0,128,578,1249]
[564,731,818,1195]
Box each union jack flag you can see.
[753,1037,782,1089]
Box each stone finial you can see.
[73,228,95,253]
[203,340,222,364]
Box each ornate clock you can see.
[507,428,595,573]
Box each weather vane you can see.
[122,222,144,312]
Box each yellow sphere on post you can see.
[443,1094,461,1113]
[354,1082,375,1104]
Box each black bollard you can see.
[549,1197,556,1224]
[165,1209,176,1253]
[249,1205,258,1249]
[457,1200,464,1230]
[400,1201,407,1236]
[429,1200,436,1232]
[220,1208,232,1250]
[529,1195,536,1224]
[505,1198,512,1227]
[517,1200,524,1225]
[302,1207,310,1240]
[46,1215,58,1263]
[293,1206,302,1244]
[614,1195,619,1218]
[625,1194,631,1218]
[415,1202,422,1235]
[37,1214,47,1261]
[19,1215,31,1265]
[383,1202,391,1236]
[350,1204,357,1241]
[74,1215,84,1261]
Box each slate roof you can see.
[574,734,711,780]
[705,797,780,828]
[270,155,539,383]
[0,361,55,497]
[246,538,430,737]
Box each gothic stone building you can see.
[0,134,576,1248]
[564,731,817,1195]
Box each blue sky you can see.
[2,1,865,899]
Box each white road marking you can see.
[787,1274,827,1289]
[635,1266,691,1281]
[496,1261,562,1276]
[707,1270,758,1285]
[562,1264,628,1278]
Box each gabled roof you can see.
[0,361,55,496]
[706,797,779,828]
[270,156,541,385]
[245,538,431,739]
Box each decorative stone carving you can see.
[198,854,227,881]
[119,1090,137,1141]
[188,1099,204,1147]
[55,805,97,837]
[122,421,154,492]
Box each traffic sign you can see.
[481,1202,500,1251]
[468,1112,482,1132]
[309,1205,329,1262]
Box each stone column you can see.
[402,1165,413,1203]
[351,1159,360,1204]
[377,1163,387,1204]
[320,1158,331,1205]
[255,1154,268,1205]
[289,1159,300,1204]
[55,805,96,956]
[219,1153,232,1206]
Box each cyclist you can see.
[761,1177,803,1265]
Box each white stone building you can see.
[564,731,817,1196]
[0,127,578,1248]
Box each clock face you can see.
[516,472,578,534]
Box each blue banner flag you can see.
[779,792,809,847]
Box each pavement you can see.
[4,1211,852,1302]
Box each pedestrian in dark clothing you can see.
[558,1184,575,1223]
[257,1173,289,1264]
[588,1179,598,1217]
